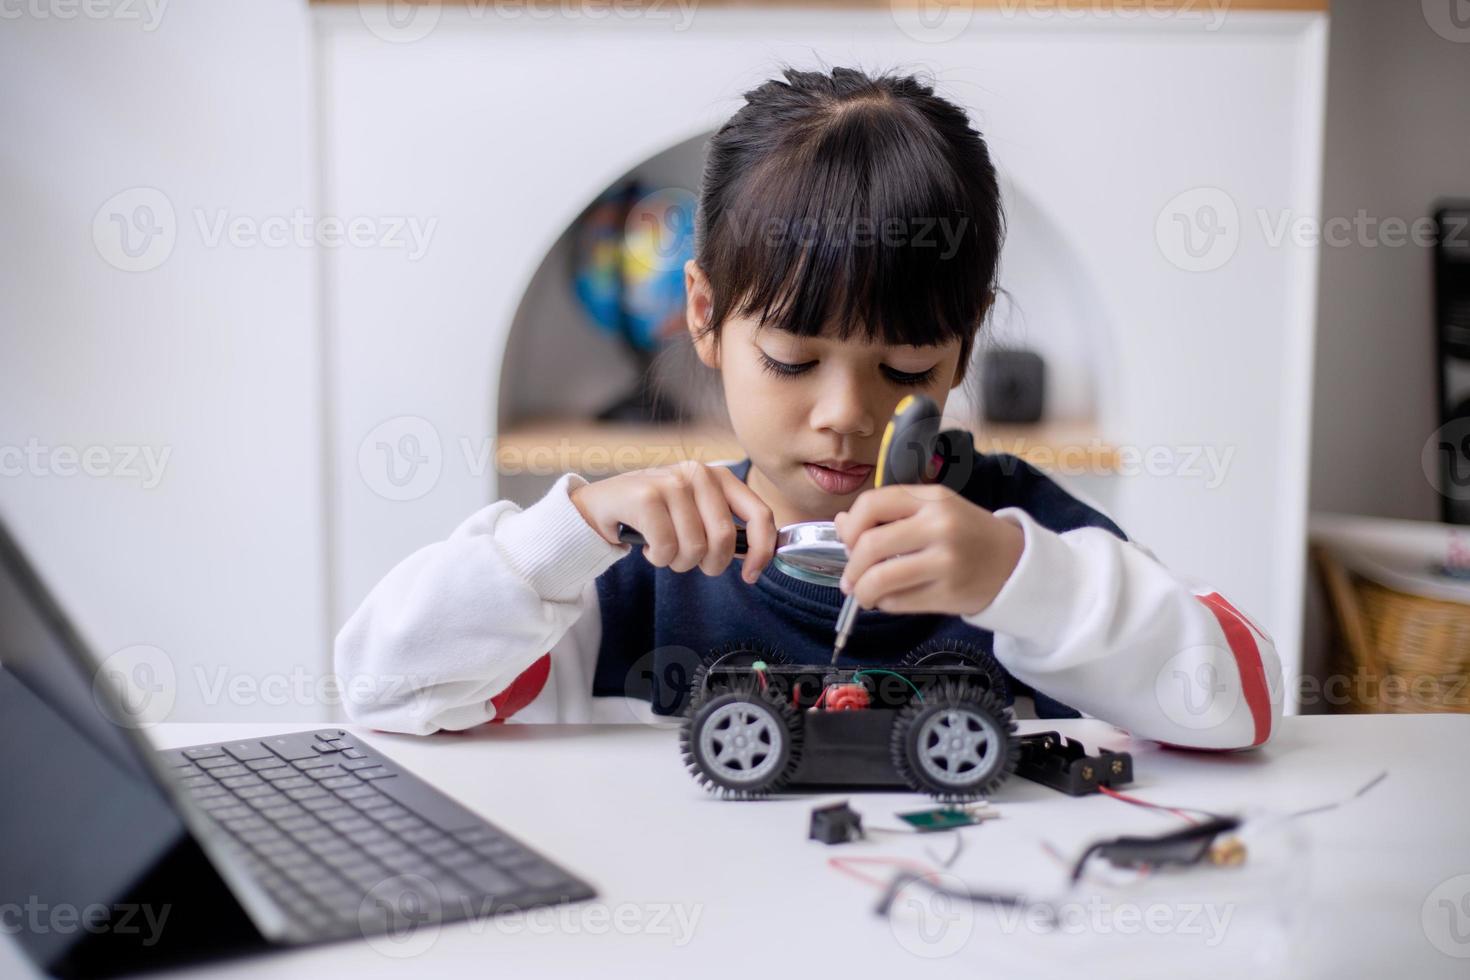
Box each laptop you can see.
[0,517,594,978]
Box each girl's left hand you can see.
[834,484,1025,617]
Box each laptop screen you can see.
[0,519,156,782]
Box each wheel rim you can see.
[699,700,784,785]
[914,707,1000,788]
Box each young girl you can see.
[337,66,1280,751]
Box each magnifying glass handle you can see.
[617,523,750,555]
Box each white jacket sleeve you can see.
[964,507,1283,751]
[334,473,630,735]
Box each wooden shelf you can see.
[495,419,1118,478]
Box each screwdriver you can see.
[830,394,946,664]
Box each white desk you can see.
[4,716,1468,979]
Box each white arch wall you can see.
[320,8,1326,698]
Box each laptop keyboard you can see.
[161,729,593,943]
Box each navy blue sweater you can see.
[591,454,1126,719]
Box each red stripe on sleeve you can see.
[488,653,551,724]
[1196,592,1271,747]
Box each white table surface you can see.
[5,715,1469,979]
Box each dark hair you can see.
[693,65,1004,359]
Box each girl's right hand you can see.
[569,461,777,584]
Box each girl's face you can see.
[685,261,968,527]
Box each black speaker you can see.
[980,348,1046,424]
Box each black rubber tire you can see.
[680,681,802,799]
[890,679,1018,802]
[900,638,1009,700]
[686,640,789,712]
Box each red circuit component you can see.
[824,683,870,711]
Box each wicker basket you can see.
[1311,544,1470,713]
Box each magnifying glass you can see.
[616,520,846,587]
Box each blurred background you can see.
[1,0,1467,724]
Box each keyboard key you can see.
[305,766,347,781]
[293,827,334,844]
[196,756,235,770]
[221,775,263,789]
[208,765,249,780]
[294,757,334,771]
[356,768,395,781]
[224,816,268,833]
[263,805,306,822]
[456,864,520,895]
[436,848,485,869]
[333,817,374,834]
[181,774,214,789]
[259,768,297,782]
[418,838,459,857]
[342,749,366,760]
[224,741,274,761]
[286,786,329,801]
[313,742,342,754]
[454,828,495,844]
[320,776,358,790]
[317,806,358,823]
[210,805,253,822]
[300,796,340,813]
[184,746,226,760]
[346,828,388,845]
[277,816,318,833]
[403,828,445,845]
[195,795,236,811]
[236,784,279,800]
[191,785,229,799]
[384,816,425,833]
[340,758,377,771]
[172,762,199,774]
[364,840,407,858]
[263,736,320,761]
[246,757,287,771]
[274,776,312,790]
[515,865,573,890]
[366,806,409,823]
[350,795,394,811]
[315,730,348,741]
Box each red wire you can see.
[828,856,940,889]
[1097,785,1199,825]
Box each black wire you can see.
[874,871,1047,924]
